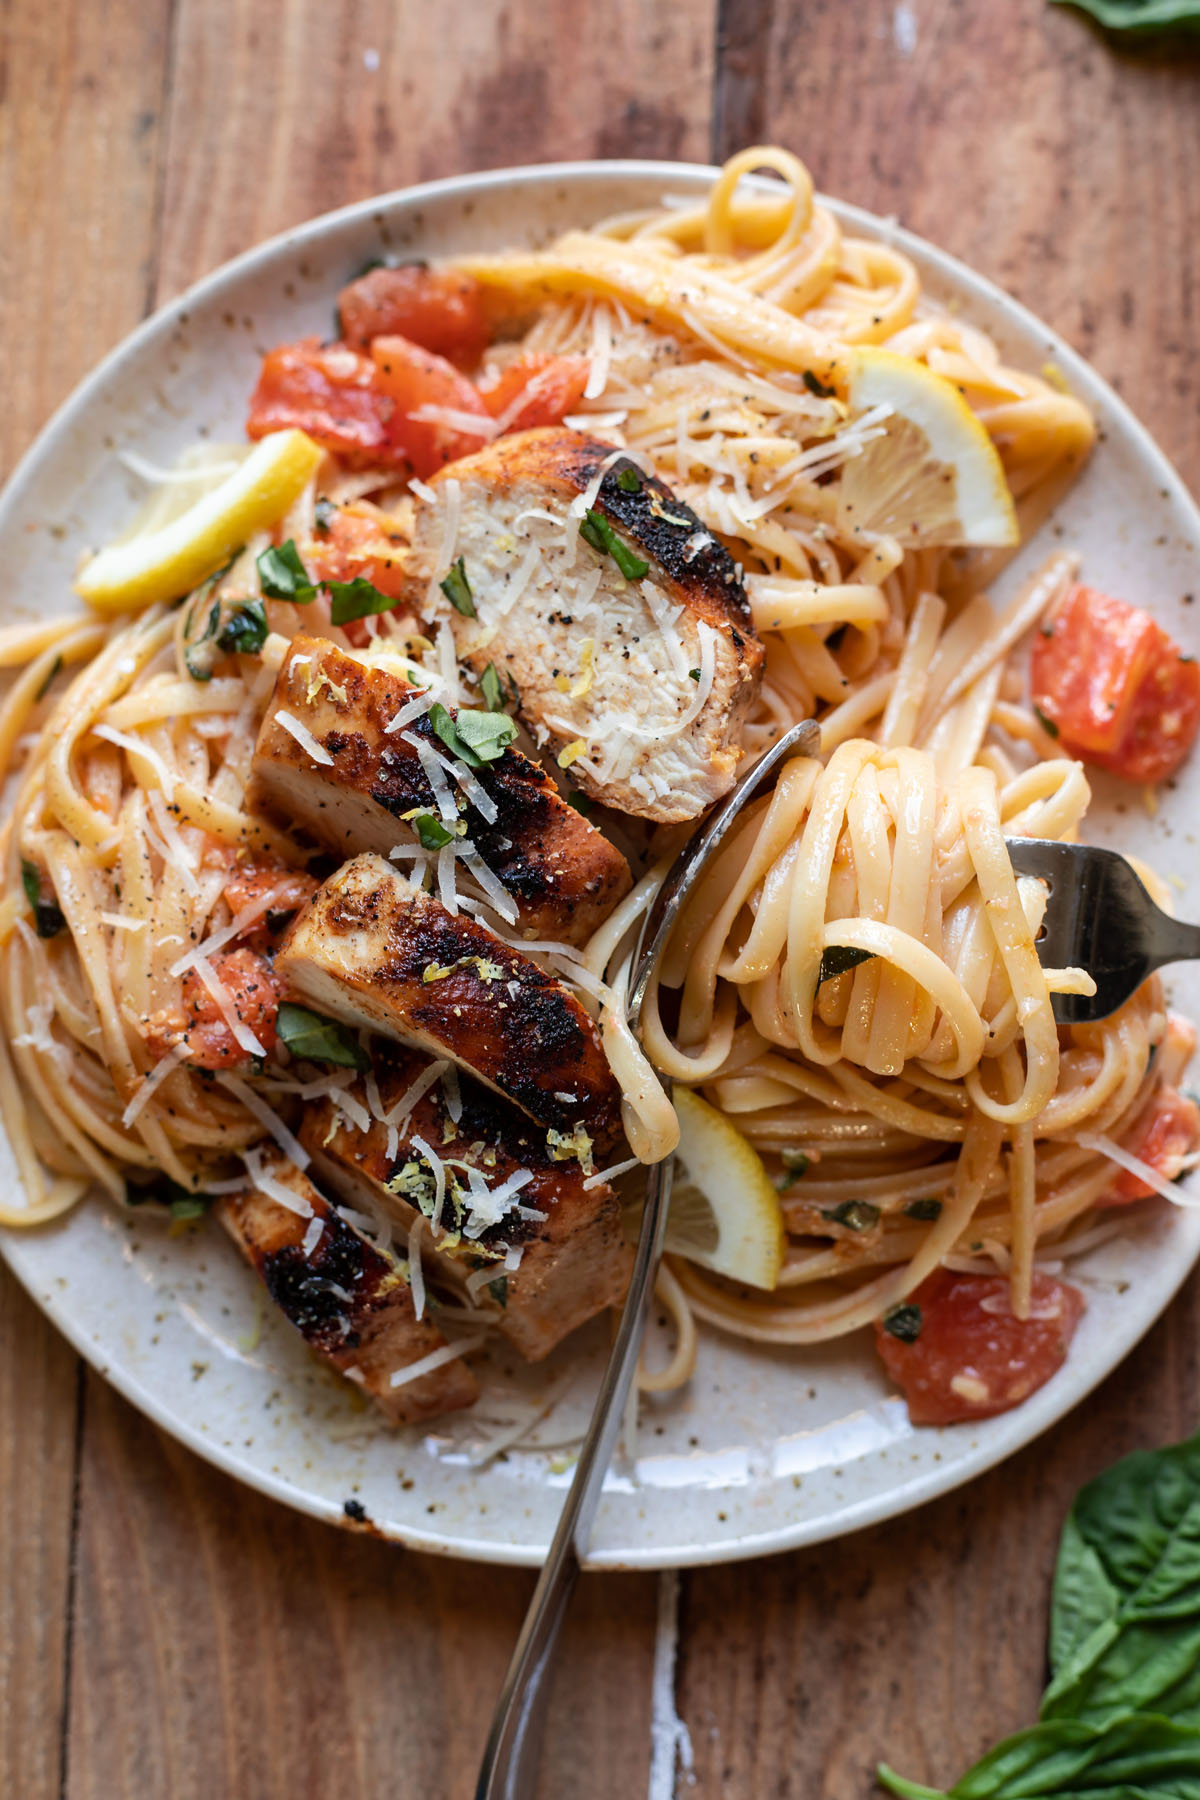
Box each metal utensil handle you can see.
[474,1149,674,1800]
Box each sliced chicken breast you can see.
[301,1051,632,1361]
[275,851,621,1148]
[217,1151,478,1424]
[411,427,764,821]
[248,636,632,946]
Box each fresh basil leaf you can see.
[781,1149,809,1175]
[688,667,701,681]
[275,1002,370,1071]
[217,598,268,656]
[439,557,475,617]
[616,465,642,493]
[882,1303,922,1343]
[579,508,650,581]
[1051,0,1200,34]
[313,497,337,535]
[1043,1434,1200,1729]
[876,1772,946,1799]
[480,662,505,713]
[453,708,517,763]
[35,654,63,702]
[412,812,454,851]
[20,859,64,938]
[488,1275,508,1309]
[566,791,593,816]
[952,1713,1200,1798]
[818,944,875,984]
[327,576,394,625]
[257,539,316,604]
[428,701,482,770]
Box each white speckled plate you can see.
[2,163,1198,1569]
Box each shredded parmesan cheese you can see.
[121,1043,187,1128]
[275,709,335,766]
[220,1075,310,1170]
[388,1335,485,1391]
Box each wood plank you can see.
[153,0,719,305]
[687,3,1200,1792]
[0,0,172,1792]
[66,1375,656,1799]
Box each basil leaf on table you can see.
[1052,0,1200,32]
[275,1003,369,1071]
[878,1433,1200,1798]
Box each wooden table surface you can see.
[2,2,1199,1795]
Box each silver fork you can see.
[474,715,821,1800]
[1008,838,1200,1023]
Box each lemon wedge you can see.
[75,429,324,615]
[664,1087,785,1290]
[836,347,1018,548]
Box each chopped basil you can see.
[313,497,337,535]
[904,1197,943,1222]
[579,508,650,581]
[566,791,593,816]
[412,812,455,851]
[817,944,875,984]
[488,1275,508,1309]
[170,1193,210,1222]
[439,557,475,617]
[1050,0,1200,34]
[257,538,317,604]
[688,668,701,681]
[327,576,395,625]
[1034,704,1061,739]
[479,662,505,713]
[275,1002,370,1071]
[217,598,268,656]
[881,1302,922,1343]
[616,466,642,493]
[429,701,515,769]
[35,654,63,702]
[821,1200,881,1232]
[21,858,65,939]
[802,369,837,399]
[184,599,222,681]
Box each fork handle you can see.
[474,1151,675,1800]
[1147,910,1200,973]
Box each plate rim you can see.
[3,157,1198,1570]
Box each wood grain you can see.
[0,0,173,1792]
[153,0,718,305]
[4,0,1200,1795]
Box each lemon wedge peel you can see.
[75,429,324,616]
[664,1086,786,1292]
[836,347,1019,549]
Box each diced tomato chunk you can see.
[478,354,592,433]
[369,335,491,478]
[247,338,404,469]
[1031,583,1200,783]
[338,265,491,366]
[873,1269,1084,1426]
[176,948,285,1070]
[301,501,410,601]
[1101,1087,1200,1204]
[223,865,318,949]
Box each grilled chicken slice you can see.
[301,1052,632,1361]
[276,852,621,1147]
[248,635,631,946]
[412,427,765,822]
[217,1151,478,1424]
